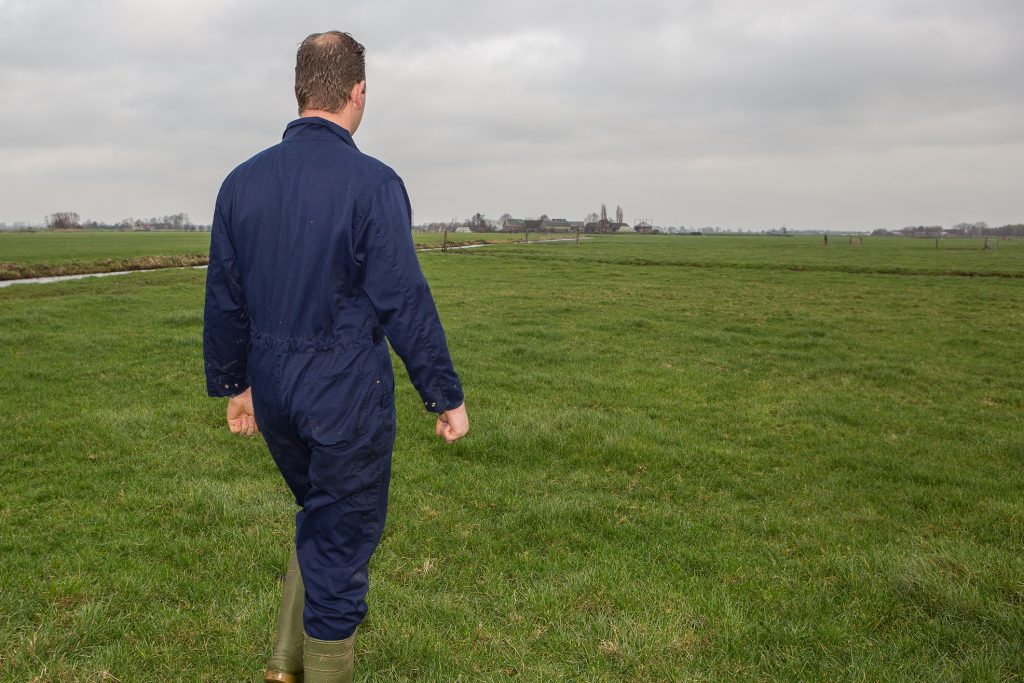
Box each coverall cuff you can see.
[207,375,248,398]
[422,383,464,413]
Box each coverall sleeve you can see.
[203,184,250,397]
[360,178,464,413]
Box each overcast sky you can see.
[1,0,1021,230]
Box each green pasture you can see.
[0,230,555,280]
[2,229,1021,277]
[555,233,1024,277]
[0,231,211,266]
[1,236,1022,681]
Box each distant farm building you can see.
[501,217,582,233]
[540,218,584,233]
[584,220,630,234]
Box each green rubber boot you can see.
[264,547,305,683]
[303,631,355,683]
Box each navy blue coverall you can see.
[203,117,464,640]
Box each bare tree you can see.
[584,212,599,224]
[615,205,623,225]
[600,204,607,222]
[46,212,81,230]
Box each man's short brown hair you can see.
[295,31,366,113]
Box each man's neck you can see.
[299,109,356,135]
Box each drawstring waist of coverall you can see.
[250,325,385,353]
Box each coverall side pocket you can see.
[373,343,394,410]
[308,387,375,446]
[305,349,381,446]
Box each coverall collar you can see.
[283,117,359,151]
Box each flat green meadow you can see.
[0,231,546,280]
[0,235,1022,681]
[0,232,212,266]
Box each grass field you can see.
[0,232,212,280]
[0,230,559,280]
[1,235,1022,681]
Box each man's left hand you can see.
[227,387,259,436]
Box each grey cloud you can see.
[0,0,1021,229]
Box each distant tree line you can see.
[872,222,1024,238]
[112,213,199,231]
[44,211,209,231]
[413,214,497,233]
[408,213,1024,238]
[964,223,1024,237]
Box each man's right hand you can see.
[435,402,469,443]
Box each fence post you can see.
[442,228,448,253]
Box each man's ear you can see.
[352,81,366,108]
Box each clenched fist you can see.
[226,387,259,437]
[435,402,469,443]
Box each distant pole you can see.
[935,237,939,249]
[823,234,829,246]
[442,228,448,253]
[576,227,581,246]
[525,225,529,244]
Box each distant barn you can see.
[502,216,613,233]
[584,220,629,234]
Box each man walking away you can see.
[203,31,469,683]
